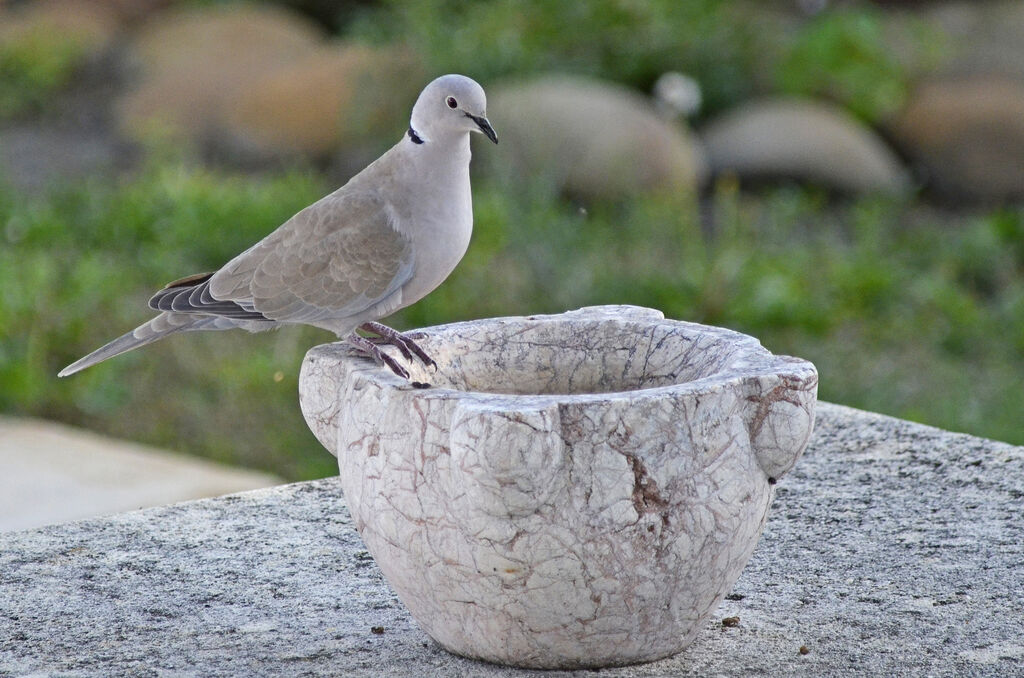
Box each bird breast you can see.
[399,175,473,307]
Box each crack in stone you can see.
[625,454,670,521]
[746,374,818,440]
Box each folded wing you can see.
[150,191,414,327]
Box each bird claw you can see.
[347,332,410,380]
[359,322,437,370]
[365,334,414,362]
[376,350,411,380]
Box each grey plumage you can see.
[59,74,497,378]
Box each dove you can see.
[59,74,498,381]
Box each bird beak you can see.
[466,113,498,144]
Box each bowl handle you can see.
[742,359,819,482]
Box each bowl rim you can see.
[312,305,817,406]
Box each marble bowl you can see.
[299,306,818,669]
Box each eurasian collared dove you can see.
[59,74,498,381]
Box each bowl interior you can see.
[405,317,757,396]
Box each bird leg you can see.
[347,332,410,380]
[358,322,437,370]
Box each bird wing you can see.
[167,191,414,325]
[149,271,268,319]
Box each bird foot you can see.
[359,322,437,370]
[347,332,410,380]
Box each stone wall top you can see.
[1,402,1022,677]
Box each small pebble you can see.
[799,645,810,655]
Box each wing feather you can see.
[142,191,412,327]
[209,191,413,324]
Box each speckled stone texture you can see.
[3,404,1024,677]
[299,306,818,669]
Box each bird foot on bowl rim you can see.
[347,332,411,380]
[359,322,437,370]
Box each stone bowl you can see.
[299,306,818,669]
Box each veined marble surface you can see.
[299,306,818,668]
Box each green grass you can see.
[774,8,909,122]
[0,25,91,119]
[2,161,1020,482]
[0,162,339,480]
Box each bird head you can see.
[410,74,498,144]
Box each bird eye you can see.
[446,96,458,109]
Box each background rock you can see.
[0,0,122,53]
[0,0,132,189]
[128,4,324,79]
[220,43,424,162]
[487,75,706,201]
[0,125,123,193]
[922,1,1024,83]
[116,4,325,148]
[652,72,703,120]
[890,77,1024,202]
[91,0,180,26]
[701,98,911,195]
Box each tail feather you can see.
[58,312,215,377]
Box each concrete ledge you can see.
[1,402,1022,676]
[0,417,280,532]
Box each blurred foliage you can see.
[2,160,1022,480]
[420,178,1024,449]
[0,26,90,118]
[774,8,917,122]
[346,0,935,121]
[0,0,1020,480]
[347,0,770,115]
[0,161,338,480]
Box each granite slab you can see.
[1,403,1021,677]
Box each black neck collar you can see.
[407,127,424,145]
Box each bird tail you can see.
[58,312,216,377]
